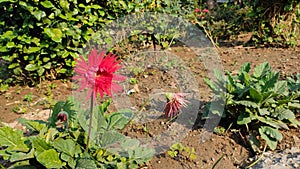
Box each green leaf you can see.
[253,62,270,78]
[28,47,41,54]
[44,28,63,43]
[258,108,270,116]
[18,118,47,132]
[7,41,15,48]
[237,112,252,125]
[52,139,81,157]
[249,87,263,103]
[234,100,259,108]
[37,67,45,76]
[238,62,251,75]
[262,72,279,92]
[10,149,34,162]
[0,127,29,152]
[273,81,287,95]
[273,108,295,120]
[30,136,52,156]
[107,110,133,130]
[76,158,97,169]
[41,0,54,8]
[36,149,65,168]
[100,130,125,147]
[256,116,289,129]
[259,126,282,150]
[25,64,38,71]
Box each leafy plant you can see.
[203,62,300,151]
[167,143,196,160]
[0,97,154,168]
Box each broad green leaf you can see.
[18,118,47,132]
[107,110,133,130]
[262,72,279,92]
[259,126,282,150]
[0,150,10,160]
[37,67,45,76]
[44,28,63,43]
[253,62,270,78]
[100,130,125,147]
[273,81,287,95]
[32,10,46,21]
[0,127,29,152]
[36,149,65,168]
[30,136,51,156]
[204,78,218,92]
[10,149,34,162]
[41,0,54,8]
[249,87,263,103]
[75,158,97,169]
[25,64,38,71]
[52,139,81,157]
[61,153,76,168]
[238,62,251,75]
[273,108,295,120]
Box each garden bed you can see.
[1,45,299,168]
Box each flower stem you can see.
[86,92,94,150]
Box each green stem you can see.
[86,92,94,150]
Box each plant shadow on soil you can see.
[1,44,300,169]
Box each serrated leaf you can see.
[76,158,97,169]
[37,149,65,168]
[0,127,29,152]
[53,139,81,157]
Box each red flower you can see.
[57,111,68,122]
[194,8,201,13]
[73,48,125,100]
[202,9,209,13]
[164,93,189,118]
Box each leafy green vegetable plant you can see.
[0,97,154,168]
[203,62,300,151]
[167,143,196,160]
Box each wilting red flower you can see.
[194,8,200,13]
[57,111,68,122]
[164,93,189,118]
[202,9,209,13]
[73,48,125,100]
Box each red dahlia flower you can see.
[194,8,201,13]
[73,48,125,100]
[202,9,209,13]
[164,93,189,118]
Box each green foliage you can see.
[167,143,196,160]
[0,97,154,168]
[204,62,300,151]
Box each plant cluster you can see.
[203,62,300,151]
[0,97,154,169]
